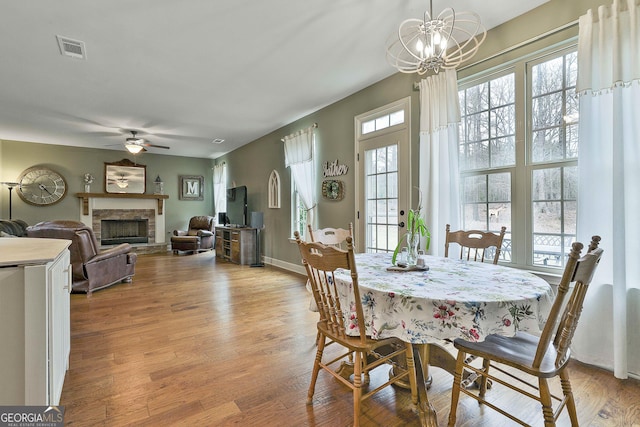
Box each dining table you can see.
[332,252,554,426]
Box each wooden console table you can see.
[215,226,257,265]
[75,193,169,215]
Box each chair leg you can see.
[404,343,419,406]
[307,332,326,404]
[353,351,363,427]
[448,350,466,427]
[560,370,579,426]
[479,358,490,399]
[539,378,556,427]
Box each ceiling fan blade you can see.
[143,143,170,150]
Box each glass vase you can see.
[406,233,420,266]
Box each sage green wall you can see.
[218,0,602,269]
[0,140,214,240]
[216,71,420,269]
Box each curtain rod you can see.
[281,123,318,141]
[413,19,579,90]
[459,19,579,71]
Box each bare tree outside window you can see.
[457,46,578,269]
[530,51,578,266]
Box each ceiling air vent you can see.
[56,35,86,59]
[211,138,225,144]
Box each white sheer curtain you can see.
[575,0,640,379]
[418,69,462,256]
[213,162,226,222]
[283,125,317,233]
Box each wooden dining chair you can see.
[306,223,354,313]
[448,236,603,427]
[294,231,418,427]
[444,224,507,264]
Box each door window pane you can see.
[365,145,399,252]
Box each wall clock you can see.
[17,166,68,206]
[322,179,344,201]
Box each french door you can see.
[355,98,411,253]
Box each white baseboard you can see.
[262,256,306,276]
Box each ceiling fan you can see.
[124,131,170,154]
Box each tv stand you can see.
[215,226,256,265]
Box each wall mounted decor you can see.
[322,179,344,201]
[179,175,204,200]
[17,166,68,205]
[322,159,349,178]
[105,159,146,194]
[268,170,281,208]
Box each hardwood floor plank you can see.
[59,251,640,426]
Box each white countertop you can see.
[0,238,71,267]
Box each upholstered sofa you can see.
[0,219,29,237]
[26,220,137,295]
[171,215,215,254]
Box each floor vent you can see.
[56,35,86,59]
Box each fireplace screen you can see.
[101,219,149,245]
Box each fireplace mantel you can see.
[75,193,169,215]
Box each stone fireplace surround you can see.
[76,193,168,253]
[93,210,154,244]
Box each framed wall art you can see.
[179,175,204,200]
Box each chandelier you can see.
[386,0,486,74]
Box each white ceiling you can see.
[0,1,547,159]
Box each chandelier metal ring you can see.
[386,2,486,74]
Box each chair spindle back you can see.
[295,231,366,344]
[533,236,603,369]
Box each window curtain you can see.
[575,0,640,379]
[418,69,462,256]
[213,162,227,222]
[283,125,317,233]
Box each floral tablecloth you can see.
[333,253,554,344]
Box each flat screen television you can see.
[225,186,248,227]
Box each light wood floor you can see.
[60,251,640,426]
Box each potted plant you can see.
[392,196,431,266]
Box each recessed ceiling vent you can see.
[56,35,86,59]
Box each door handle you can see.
[398,221,405,228]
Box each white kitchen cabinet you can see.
[0,238,72,405]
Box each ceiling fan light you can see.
[125,143,144,154]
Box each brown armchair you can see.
[171,216,215,254]
[26,220,137,295]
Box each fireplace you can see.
[92,208,156,246]
[101,219,149,245]
[77,193,168,253]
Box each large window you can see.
[458,46,578,269]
